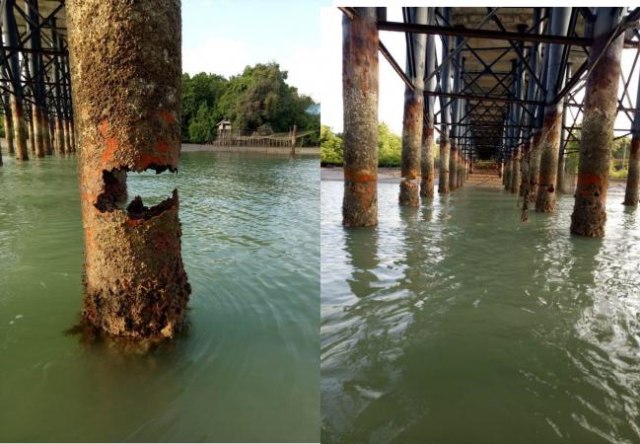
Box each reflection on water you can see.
[322,179,640,443]
[0,152,319,442]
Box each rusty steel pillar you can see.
[67,0,190,341]
[342,7,378,226]
[623,64,640,206]
[571,7,624,236]
[400,7,427,207]
[27,112,35,154]
[420,8,436,199]
[535,8,571,212]
[557,63,572,194]
[504,154,512,190]
[25,0,47,157]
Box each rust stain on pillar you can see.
[623,137,640,206]
[448,144,457,191]
[342,8,378,227]
[10,96,28,160]
[511,148,521,194]
[528,131,542,202]
[535,107,562,211]
[420,123,435,198]
[520,141,530,197]
[400,90,422,207]
[67,0,190,341]
[570,25,624,236]
[439,137,450,193]
[3,111,14,157]
[42,112,53,155]
[55,115,65,155]
[32,105,45,157]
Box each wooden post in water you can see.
[67,0,190,341]
[342,7,379,227]
[571,7,624,236]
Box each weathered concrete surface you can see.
[535,107,563,211]
[527,131,542,202]
[68,0,190,341]
[32,105,45,158]
[504,155,512,190]
[439,138,450,193]
[10,96,27,160]
[449,145,458,191]
[3,112,14,157]
[623,137,640,206]
[342,8,379,226]
[400,88,422,207]
[510,148,521,194]
[420,124,435,198]
[520,142,530,197]
[570,16,624,237]
[55,116,65,155]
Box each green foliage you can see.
[320,123,436,167]
[181,63,319,143]
[378,123,402,167]
[320,125,344,165]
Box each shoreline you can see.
[182,143,319,155]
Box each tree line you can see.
[182,62,319,145]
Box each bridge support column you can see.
[440,138,450,193]
[571,7,624,236]
[623,66,640,205]
[449,145,457,191]
[420,10,436,199]
[400,7,426,207]
[536,8,571,212]
[504,154,512,190]
[342,7,378,226]
[528,131,542,202]
[3,110,13,157]
[624,137,640,206]
[510,148,521,194]
[68,0,190,340]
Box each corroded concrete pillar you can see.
[3,110,14,157]
[27,112,35,155]
[64,118,72,153]
[520,142,530,196]
[67,0,190,340]
[504,154,512,190]
[400,8,426,207]
[535,8,571,212]
[439,138,450,193]
[55,115,65,155]
[449,144,457,191]
[32,106,44,157]
[624,137,640,206]
[342,7,378,226]
[528,131,542,202]
[420,9,436,199]
[571,7,624,237]
[510,148,521,193]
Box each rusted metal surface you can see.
[32,105,45,157]
[571,8,624,237]
[3,112,13,157]
[420,123,435,198]
[343,7,379,226]
[68,0,190,341]
[527,131,542,202]
[624,137,640,206]
[519,141,530,197]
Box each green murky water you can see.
[0,151,319,442]
[322,178,640,444]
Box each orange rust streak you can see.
[101,136,119,164]
[344,169,377,183]
[577,174,604,187]
[157,109,176,125]
[155,140,171,154]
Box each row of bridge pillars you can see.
[343,7,471,228]
[0,0,76,164]
[343,7,639,238]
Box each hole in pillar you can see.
[95,165,179,219]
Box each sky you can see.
[182,0,328,102]
[321,6,640,137]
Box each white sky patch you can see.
[183,37,254,78]
[281,46,322,101]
